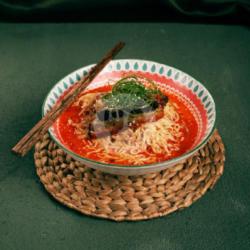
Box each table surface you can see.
[0,23,249,250]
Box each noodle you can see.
[72,101,185,165]
[56,76,198,166]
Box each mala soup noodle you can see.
[55,76,198,166]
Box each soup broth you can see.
[55,77,198,166]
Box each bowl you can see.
[43,59,216,175]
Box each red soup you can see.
[54,78,198,166]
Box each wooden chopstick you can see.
[12,41,125,156]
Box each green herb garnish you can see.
[102,76,164,110]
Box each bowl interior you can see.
[43,59,216,170]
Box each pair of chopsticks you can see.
[12,42,125,156]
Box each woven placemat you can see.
[34,129,225,221]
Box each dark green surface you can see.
[0,23,250,250]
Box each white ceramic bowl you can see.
[43,59,216,175]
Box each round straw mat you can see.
[34,129,225,221]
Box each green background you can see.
[0,0,249,22]
[0,23,250,250]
